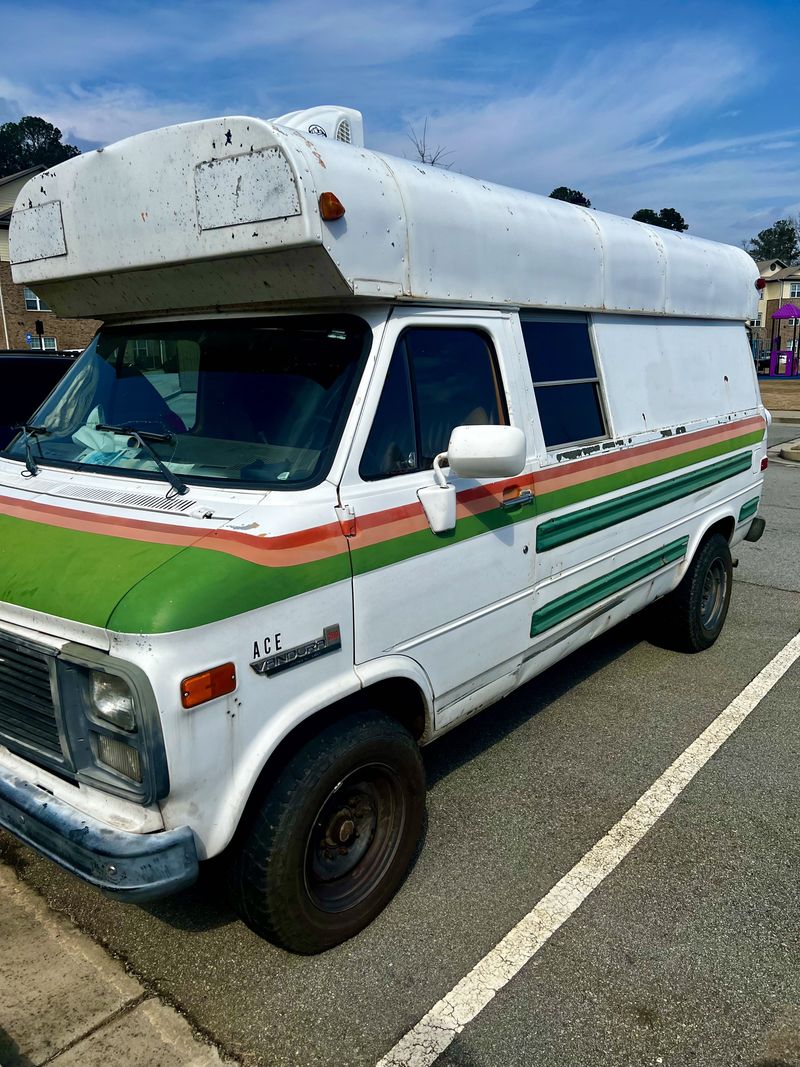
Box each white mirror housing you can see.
[417,483,456,534]
[447,425,526,480]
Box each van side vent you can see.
[47,484,197,513]
[336,120,352,144]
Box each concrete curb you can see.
[0,862,230,1066]
[768,410,800,424]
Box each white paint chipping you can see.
[377,632,800,1067]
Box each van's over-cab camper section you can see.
[10,108,759,323]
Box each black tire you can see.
[653,532,733,653]
[229,711,425,954]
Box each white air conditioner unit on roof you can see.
[271,106,364,148]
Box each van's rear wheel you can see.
[229,711,425,954]
[654,532,733,652]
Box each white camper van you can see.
[0,106,767,953]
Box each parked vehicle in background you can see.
[0,350,78,448]
[0,106,767,954]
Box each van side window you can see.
[360,327,507,480]
[359,338,417,479]
[521,317,606,449]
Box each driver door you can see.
[338,308,536,725]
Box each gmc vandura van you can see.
[0,106,767,952]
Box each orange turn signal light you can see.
[319,191,346,221]
[181,663,236,709]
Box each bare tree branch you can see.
[407,118,454,168]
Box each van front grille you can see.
[0,632,65,769]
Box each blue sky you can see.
[1,0,798,246]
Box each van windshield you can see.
[3,314,371,489]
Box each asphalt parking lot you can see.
[2,423,799,1067]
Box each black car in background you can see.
[0,350,78,449]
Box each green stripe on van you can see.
[0,511,351,633]
[534,428,763,515]
[738,496,760,523]
[348,498,532,577]
[536,451,753,551]
[530,536,689,637]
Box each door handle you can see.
[501,489,534,510]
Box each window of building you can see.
[520,315,607,449]
[360,327,507,480]
[27,335,57,350]
[23,287,52,312]
[129,338,168,369]
[790,282,800,298]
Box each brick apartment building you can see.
[0,166,100,351]
[750,257,800,352]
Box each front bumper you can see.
[0,766,198,901]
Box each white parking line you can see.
[377,631,800,1067]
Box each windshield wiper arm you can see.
[13,423,50,478]
[95,424,189,496]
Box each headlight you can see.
[89,671,136,732]
[95,734,142,782]
[53,653,168,804]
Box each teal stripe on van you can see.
[536,451,753,552]
[530,536,689,637]
[738,496,760,523]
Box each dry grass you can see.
[759,378,800,411]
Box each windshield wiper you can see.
[95,424,189,496]
[13,424,50,478]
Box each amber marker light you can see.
[181,663,236,709]
[319,191,346,220]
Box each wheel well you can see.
[231,678,428,843]
[702,516,735,545]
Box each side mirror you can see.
[417,424,526,535]
[447,424,526,479]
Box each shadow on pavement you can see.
[0,1026,36,1067]
[139,856,238,933]
[424,616,644,789]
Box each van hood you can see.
[0,493,350,636]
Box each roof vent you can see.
[272,106,364,148]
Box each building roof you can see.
[756,258,788,272]
[0,165,46,188]
[762,265,800,282]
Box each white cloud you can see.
[0,1,541,143]
[0,76,198,145]
[369,37,799,244]
[375,39,750,175]
[0,95,23,124]
[0,1,539,79]
[1,8,796,247]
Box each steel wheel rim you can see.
[304,763,406,914]
[700,557,727,630]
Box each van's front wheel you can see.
[655,532,733,652]
[229,711,425,954]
